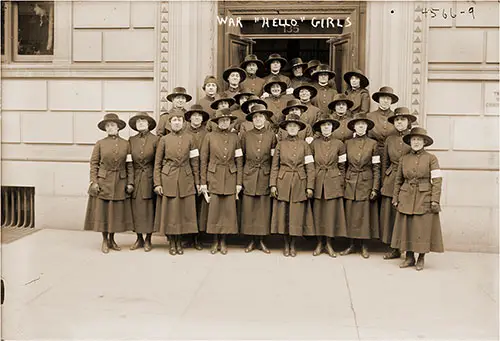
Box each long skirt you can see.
[379,196,397,244]
[271,199,315,236]
[206,194,239,234]
[154,195,198,235]
[131,197,156,233]
[196,194,209,232]
[240,194,272,236]
[312,197,347,238]
[345,199,379,239]
[391,211,444,253]
[84,196,134,233]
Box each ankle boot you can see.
[290,237,297,257]
[283,237,290,257]
[130,234,144,250]
[245,239,255,253]
[361,242,370,259]
[210,235,219,254]
[383,247,401,260]
[416,253,425,271]
[220,235,228,255]
[313,239,323,256]
[101,238,109,254]
[259,238,270,254]
[326,238,337,258]
[144,234,152,252]
[168,236,177,255]
[108,235,121,251]
[176,236,184,255]
[400,252,416,268]
[340,241,355,256]
[193,235,203,250]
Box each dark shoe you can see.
[400,255,416,268]
[340,244,355,256]
[383,248,401,260]
[169,241,177,255]
[101,240,109,254]
[326,243,337,258]
[361,244,370,259]
[290,245,297,257]
[416,255,425,271]
[220,239,228,255]
[245,240,255,253]
[144,239,152,252]
[210,242,218,254]
[130,239,144,251]
[313,242,322,256]
[108,240,121,251]
[194,236,203,250]
[283,244,290,257]
[176,244,184,255]
[259,240,271,254]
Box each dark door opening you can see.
[252,39,330,66]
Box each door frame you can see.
[217,1,366,77]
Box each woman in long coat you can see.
[240,104,277,253]
[278,99,314,143]
[367,86,399,156]
[128,112,159,252]
[380,107,415,259]
[340,113,380,258]
[292,84,321,127]
[343,70,370,115]
[311,64,338,114]
[153,112,200,255]
[391,127,444,271]
[270,114,315,257]
[157,87,192,137]
[200,108,243,255]
[84,113,134,253]
[310,113,347,257]
[239,95,270,134]
[185,104,211,249]
[263,76,290,133]
[329,94,355,142]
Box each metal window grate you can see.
[1,186,35,228]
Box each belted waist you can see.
[163,160,189,168]
[348,167,371,173]
[134,163,153,171]
[245,161,270,169]
[280,166,302,172]
[407,178,429,185]
[99,166,125,172]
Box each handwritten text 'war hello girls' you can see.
[217,16,352,29]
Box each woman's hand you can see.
[270,186,278,198]
[196,185,202,195]
[431,201,441,213]
[126,185,134,194]
[286,88,294,95]
[199,185,208,194]
[89,182,100,196]
[154,185,163,196]
[236,185,243,195]
[261,92,270,99]
[392,198,398,207]
[306,189,314,198]
[369,190,378,201]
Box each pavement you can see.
[0,229,498,340]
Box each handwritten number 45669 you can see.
[422,7,475,19]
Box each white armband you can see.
[235,148,243,158]
[338,153,347,163]
[270,148,275,156]
[126,154,133,162]
[431,169,443,179]
[304,155,314,164]
[189,149,199,158]
[372,155,380,164]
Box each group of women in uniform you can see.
[84,53,444,271]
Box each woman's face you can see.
[190,112,204,126]
[318,73,329,84]
[270,84,282,97]
[205,83,217,96]
[252,113,266,129]
[321,122,333,136]
[335,102,347,114]
[270,60,281,72]
[135,118,149,132]
[410,136,425,151]
[288,107,302,116]
[218,101,230,109]
[299,88,311,102]
[170,116,184,132]
[228,72,241,86]
[286,122,300,136]
[378,95,393,110]
[173,95,187,108]
[354,121,368,136]
[218,117,231,130]
[238,95,249,106]
[292,66,303,77]
[105,121,119,135]
[246,62,258,75]
[350,75,360,88]
[394,116,409,132]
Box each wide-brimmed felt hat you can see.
[282,98,308,115]
[223,65,247,83]
[286,57,308,71]
[403,127,434,147]
[185,104,210,123]
[167,86,192,102]
[313,113,340,132]
[265,53,287,68]
[202,76,219,90]
[305,60,321,77]
[241,95,267,114]
[328,93,354,110]
[343,69,370,89]
[240,54,264,70]
[210,96,236,110]
[234,89,254,104]
[311,64,336,81]
[293,84,318,100]
[98,113,126,131]
[129,112,157,132]
[278,113,306,131]
[210,108,238,124]
[388,107,417,125]
[263,76,287,94]
[372,86,399,104]
[246,103,273,121]
[347,113,375,131]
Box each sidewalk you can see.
[1,229,498,340]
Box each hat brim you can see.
[210,98,236,110]
[265,57,287,68]
[129,115,157,132]
[311,70,336,81]
[210,115,238,124]
[372,92,399,104]
[241,99,267,114]
[387,114,417,124]
[98,118,127,131]
[185,110,210,123]
[279,119,306,131]
[347,118,375,131]
[167,93,193,102]
[293,85,318,99]
[241,60,264,70]
[234,92,254,104]
[263,81,287,95]
[223,68,247,83]
[328,99,354,110]
[282,103,308,115]
[343,72,369,89]
[403,134,433,147]
[312,119,340,132]
[287,62,308,71]
[305,65,320,76]
[246,109,273,121]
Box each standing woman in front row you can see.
[84,113,134,253]
[128,112,159,252]
[200,109,243,255]
[340,113,380,258]
[153,111,200,256]
[391,127,444,271]
[270,114,315,257]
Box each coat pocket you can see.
[263,167,271,175]
[229,163,237,174]
[161,164,171,175]
[298,169,307,180]
[418,182,431,192]
[185,165,193,176]
[97,168,107,178]
[278,169,286,179]
[361,170,373,180]
[385,166,392,176]
[400,183,409,191]
[119,170,127,179]
[208,163,216,173]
